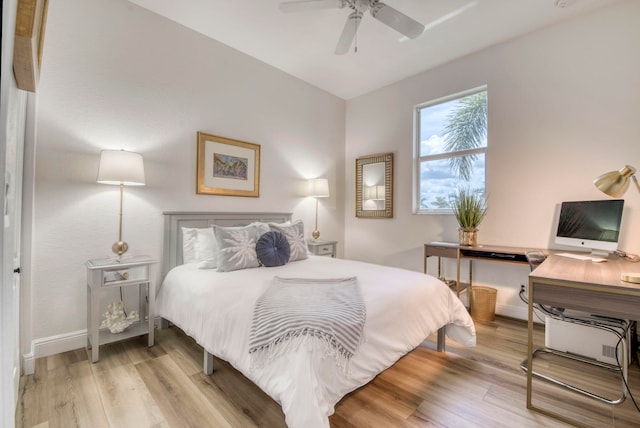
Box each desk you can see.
[424,242,536,297]
[527,255,640,426]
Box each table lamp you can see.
[307,178,329,240]
[593,164,640,283]
[97,149,146,256]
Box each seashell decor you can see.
[101,300,138,334]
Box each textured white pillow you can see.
[269,219,308,262]
[213,224,263,272]
[181,227,218,269]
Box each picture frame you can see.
[13,0,49,92]
[196,132,260,197]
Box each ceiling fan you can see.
[279,0,425,55]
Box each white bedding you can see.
[156,255,476,428]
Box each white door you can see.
[1,0,28,425]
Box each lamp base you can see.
[312,229,320,240]
[112,240,129,256]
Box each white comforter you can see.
[156,255,476,428]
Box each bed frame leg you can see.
[204,350,214,375]
[437,327,446,352]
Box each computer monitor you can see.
[554,199,624,257]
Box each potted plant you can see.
[450,187,487,246]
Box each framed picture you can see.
[196,132,260,197]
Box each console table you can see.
[526,254,640,427]
[424,242,538,297]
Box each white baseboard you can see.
[22,317,166,374]
[495,303,528,321]
[22,329,87,375]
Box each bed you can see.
[156,212,476,428]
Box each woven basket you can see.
[470,286,497,323]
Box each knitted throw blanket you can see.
[249,276,366,372]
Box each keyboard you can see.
[555,252,607,262]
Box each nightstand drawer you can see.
[307,240,337,257]
[102,264,149,287]
[315,245,334,255]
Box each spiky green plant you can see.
[450,188,487,229]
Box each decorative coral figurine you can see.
[101,301,138,333]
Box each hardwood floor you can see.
[16,317,640,427]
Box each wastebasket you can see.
[470,286,497,323]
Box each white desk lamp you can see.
[593,165,640,283]
[97,150,146,256]
[307,178,329,240]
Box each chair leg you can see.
[520,342,628,405]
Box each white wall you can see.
[25,0,345,360]
[344,1,640,319]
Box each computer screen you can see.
[554,199,624,255]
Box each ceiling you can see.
[127,0,619,100]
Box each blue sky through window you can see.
[417,93,487,210]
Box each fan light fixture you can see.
[97,150,146,257]
[307,178,330,240]
[279,0,425,55]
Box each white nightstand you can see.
[307,240,338,258]
[86,255,158,362]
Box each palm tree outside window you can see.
[413,86,488,213]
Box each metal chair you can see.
[520,251,630,405]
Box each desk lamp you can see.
[593,165,640,283]
[593,165,639,198]
[97,149,146,256]
[307,178,330,240]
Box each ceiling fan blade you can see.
[335,11,362,55]
[370,2,424,39]
[279,0,346,13]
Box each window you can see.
[414,87,487,213]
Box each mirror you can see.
[356,152,393,218]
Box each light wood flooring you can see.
[16,317,640,427]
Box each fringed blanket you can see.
[249,276,366,372]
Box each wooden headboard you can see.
[161,211,292,278]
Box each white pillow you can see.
[181,227,199,264]
[181,227,218,269]
[195,228,217,269]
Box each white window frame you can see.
[413,86,488,214]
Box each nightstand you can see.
[307,240,338,258]
[86,255,158,362]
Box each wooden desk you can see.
[424,242,537,297]
[527,255,640,426]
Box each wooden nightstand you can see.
[307,240,338,258]
[86,255,158,362]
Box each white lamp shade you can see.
[97,150,146,186]
[307,178,329,198]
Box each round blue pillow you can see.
[256,231,291,267]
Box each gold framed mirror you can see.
[356,152,393,218]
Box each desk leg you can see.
[456,255,461,298]
[423,246,428,274]
[526,277,534,408]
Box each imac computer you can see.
[554,199,624,258]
